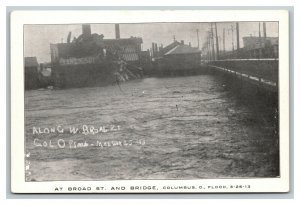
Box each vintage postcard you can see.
[11,10,289,193]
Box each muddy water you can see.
[25,75,279,181]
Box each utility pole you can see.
[231,25,234,51]
[196,29,200,49]
[259,22,261,38]
[218,36,221,52]
[258,22,263,58]
[263,22,267,38]
[236,22,240,50]
[210,23,215,61]
[223,28,225,53]
[207,36,211,61]
[214,22,219,60]
[259,22,262,47]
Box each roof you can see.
[160,41,181,55]
[164,45,201,56]
[24,57,38,67]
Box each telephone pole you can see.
[263,22,267,38]
[210,23,215,60]
[231,25,234,51]
[207,36,211,61]
[259,22,262,47]
[223,28,225,53]
[214,22,219,60]
[196,29,200,49]
[236,22,240,50]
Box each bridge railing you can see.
[207,59,278,91]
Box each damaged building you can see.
[50,24,145,88]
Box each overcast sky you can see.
[24,22,278,63]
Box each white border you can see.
[11,10,289,193]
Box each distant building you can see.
[155,40,201,73]
[151,40,181,59]
[163,43,201,69]
[242,36,278,58]
[24,57,39,90]
[160,41,181,55]
[243,36,278,50]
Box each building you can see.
[242,36,279,59]
[24,57,39,90]
[50,24,145,88]
[50,24,143,65]
[151,40,181,60]
[155,41,201,74]
[243,36,278,50]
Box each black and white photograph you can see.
[10,10,290,193]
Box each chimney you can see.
[181,40,184,45]
[67,32,72,43]
[115,24,120,39]
[189,42,191,47]
[159,44,163,52]
[82,24,91,40]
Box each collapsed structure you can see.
[50,24,145,88]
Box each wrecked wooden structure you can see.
[50,24,145,88]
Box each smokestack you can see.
[152,43,155,57]
[181,40,184,45]
[67,32,72,43]
[159,44,163,52]
[82,24,91,40]
[154,43,158,54]
[115,24,120,39]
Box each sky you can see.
[24,22,278,63]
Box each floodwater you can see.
[25,75,279,181]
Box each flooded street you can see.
[25,75,279,181]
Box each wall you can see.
[209,59,278,84]
[25,66,40,90]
